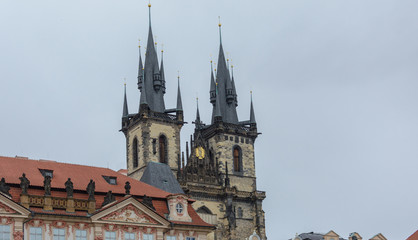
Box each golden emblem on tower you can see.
[195,146,205,159]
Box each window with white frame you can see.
[186,237,195,240]
[105,231,116,240]
[143,234,154,240]
[53,228,65,240]
[0,225,11,240]
[167,236,176,240]
[29,227,42,240]
[75,230,87,240]
[125,232,135,240]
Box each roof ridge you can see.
[0,155,118,172]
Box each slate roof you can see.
[140,162,184,194]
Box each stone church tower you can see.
[120,4,184,180]
[121,5,266,240]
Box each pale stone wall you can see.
[126,119,181,179]
[207,134,256,192]
[192,199,225,240]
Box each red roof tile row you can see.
[0,156,213,228]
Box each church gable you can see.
[91,197,169,227]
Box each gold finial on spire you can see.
[124,77,127,86]
[218,16,221,27]
[154,35,157,46]
[138,39,141,48]
[177,70,180,80]
[148,0,151,8]
[161,43,164,53]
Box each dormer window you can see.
[39,169,53,178]
[102,176,117,185]
[176,203,183,214]
[167,194,191,222]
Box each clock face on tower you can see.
[195,146,205,159]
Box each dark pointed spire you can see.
[122,83,129,118]
[140,68,148,106]
[214,83,222,120]
[176,74,183,111]
[142,2,165,112]
[210,61,216,102]
[137,42,144,90]
[214,19,238,124]
[250,91,256,124]
[160,48,166,94]
[196,98,201,123]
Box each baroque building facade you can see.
[121,5,266,240]
[0,156,213,240]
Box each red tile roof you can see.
[0,156,213,228]
[0,156,168,198]
[407,230,418,240]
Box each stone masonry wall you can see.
[207,134,256,192]
[126,119,181,179]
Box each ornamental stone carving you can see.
[101,204,156,224]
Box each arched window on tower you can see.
[159,135,167,164]
[133,138,139,168]
[233,146,242,172]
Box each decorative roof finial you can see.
[138,39,141,48]
[154,35,158,52]
[227,52,230,70]
[148,0,152,27]
[218,16,222,44]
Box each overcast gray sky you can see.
[1,0,417,239]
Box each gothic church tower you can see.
[177,23,266,240]
[121,6,266,240]
[121,4,184,180]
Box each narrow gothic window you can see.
[237,207,243,218]
[133,138,138,168]
[159,135,167,164]
[233,146,242,172]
